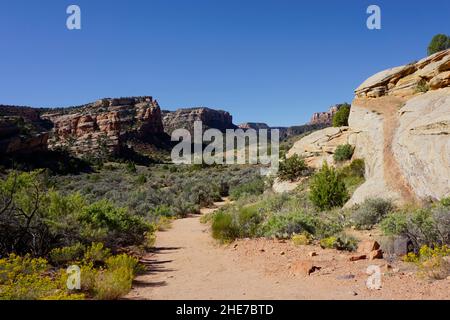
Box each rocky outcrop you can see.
[162,107,237,136]
[287,49,450,205]
[0,106,50,154]
[42,97,165,156]
[238,123,270,131]
[287,127,356,168]
[309,104,344,126]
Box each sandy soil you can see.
[126,200,450,300]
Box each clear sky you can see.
[0,0,448,126]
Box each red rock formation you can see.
[42,96,165,156]
[309,105,342,126]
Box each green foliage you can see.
[320,233,358,252]
[212,211,236,241]
[351,198,394,230]
[49,243,85,266]
[309,162,349,210]
[83,243,111,265]
[339,159,365,178]
[278,154,310,182]
[333,144,354,162]
[440,197,450,207]
[427,34,450,55]
[229,176,266,200]
[332,104,351,127]
[404,245,450,280]
[415,79,430,93]
[381,204,450,250]
[94,267,134,300]
[78,200,151,246]
[291,233,311,246]
[0,254,82,300]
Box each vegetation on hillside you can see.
[428,34,450,55]
[332,104,351,127]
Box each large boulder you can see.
[287,49,450,205]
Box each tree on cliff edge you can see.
[428,34,450,55]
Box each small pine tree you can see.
[278,154,309,181]
[332,104,351,127]
[427,34,450,56]
[309,161,349,210]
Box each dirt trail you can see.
[126,198,450,300]
[353,97,417,204]
[125,199,293,300]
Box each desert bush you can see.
[351,198,394,230]
[212,211,236,241]
[291,233,311,246]
[229,176,266,200]
[381,205,450,251]
[0,254,81,300]
[94,267,134,300]
[309,162,349,210]
[320,233,357,252]
[83,243,111,266]
[78,200,151,246]
[333,144,354,162]
[332,104,351,127]
[263,211,317,239]
[427,34,450,55]
[339,159,365,178]
[404,245,450,280]
[49,243,86,266]
[0,254,48,284]
[106,254,139,274]
[415,79,430,93]
[278,154,310,182]
[441,197,450,207]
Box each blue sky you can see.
[0,0,448,126]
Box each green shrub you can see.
[333,144,354,162]
[229,176,265,200]
[291,233,311,246]
[309,162,349,210]
[332,104,351,127]
[94,267,133,300]
[79,200,151,246]
[415,79,430,93]
[320,234,357,252]
[83,243,111,265]
[441,197,450,207]
[212,211,237,241]
[404,245,450,280]
[427,34,450,55]
[351,198,394,230]
[278,154,310,182]
[49,243,86,266]
[0,254,49,285]
[381,206,450,251]
[339,159,365,178]
[106,254,139,275]
[263,211,317,239]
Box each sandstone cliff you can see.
[162,107,237,136]
[41,97,166,157]
[0,106,50,154]
[309,104,345,126]
[286,49,450,205]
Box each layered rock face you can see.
[162,107,237,136]
[0,106,49,154]
[42,97,165,156]
[287,49,450,205]
[309,104,343,125]
[238,123,270,131]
